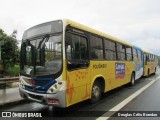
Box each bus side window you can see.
[132,48,137,61]
[66,32,72,60]
[146,54,149,64]
[126,46,132,61]
[144,54,147,65]
[104,39,116,60]
[116,43,125,61]
[90,35,104,60]
[137,50,142,65]
[65,32,89,70]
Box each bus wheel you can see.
[90,81,102,103]
[153,68,156,75]
[147,69,150,77]
[130,73,135,86]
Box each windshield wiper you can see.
[33,34,50,75]
[38,34,50,49]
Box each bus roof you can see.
[133,45,143,51]
[143,50,156,55]
[64,19,133,47]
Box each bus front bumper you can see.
[19,86,66,108]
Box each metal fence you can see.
[0,77,19,83]
[0,77,19,89]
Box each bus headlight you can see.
[47,81,63,93]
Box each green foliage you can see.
[0,83,6,89]
[0,29,20,76]
[6,65,20,76]
[0,83,14,89]
[158,56,160,66]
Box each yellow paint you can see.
[66,68,91,107]
[143,51,157,76]
[144,62,157,76]
[61,19,135,107]
[64,61,134,107]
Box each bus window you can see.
[104,39,116,60]
[146,54,148,62]
[66,32,89,70]
[133,48,137,59]
[133,48,138,64]
[152,55,155,62]
[144,53,146,65]
[137,50,143,65]
[126,46,132,61]
[148,54,151,62]
[90,35,104,60]
[116,43,125,61]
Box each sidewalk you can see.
[0,87,24,105]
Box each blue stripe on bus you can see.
[25,77,56,93]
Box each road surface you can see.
[0,70,160,120]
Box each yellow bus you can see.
[19,19,145,107]
[143,50,158,77]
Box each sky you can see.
[0,0,160,55]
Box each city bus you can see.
[143,50,158,77]
[19,19,145,108]
[132,46,144,80]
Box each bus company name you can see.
[93,64,107,69]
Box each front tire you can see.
[130,73,135,86]
[147,69,150,78]
[153,68,156,75]
[90,81,102,103]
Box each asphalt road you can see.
[1,71,160,120]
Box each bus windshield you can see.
[20,34,62,76]
[20,20,63,77]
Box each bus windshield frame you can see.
[20,20,63,78]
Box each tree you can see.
[158,56,160,66]
[10,30,19,65]
[11,30,17,40]
[0,29,19,72]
